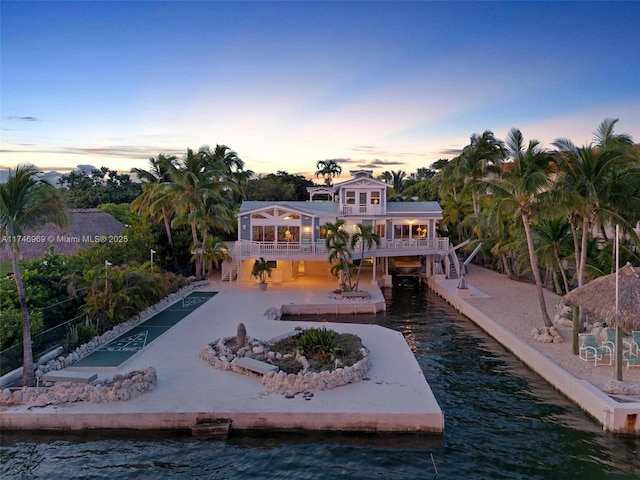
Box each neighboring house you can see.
[0,209,125,262]
[223,170,455,286]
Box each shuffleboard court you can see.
[72,291,217,369]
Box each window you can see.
[413,224,428,238]
[252,225,275,242]
[394,224,410,239]
[278,226,299,242]
[371,191,380,205]
[346,191,356,204]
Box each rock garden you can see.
[200,323,370,395]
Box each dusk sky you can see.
[1,1,639,181]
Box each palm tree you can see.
[324,219,353,290]
[350,224,381,290]
[439,192,473,246]
[592,118,640,242]
[391,170,406,194]
[471,199,517,278]
[0,164,68,386]
[202,236,231,275]
[433,156,465,198]
[189,193,235,278]
[594,117,635,150]
[379,171,392,185]
[199,144,252,203]
[315,160,342,186]
[131,154,178,249]
[459,130,507,215]
[485,129,554,328]
[552,135,639,289]
[533,216,573,294]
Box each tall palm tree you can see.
[459,130,507,215]
[592,118,640,242]
[131,154,177,249]
[199,144,252,203]
[434,156,465,198]
[167,147,244,279]
[315,160,342,186]
[594,117,635,150]
[0,164,68,386]
[350,224,381,290]
[552,135,639,289]
[485,129,554,328]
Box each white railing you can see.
[341,204,385,216]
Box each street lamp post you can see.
[150,249,156,269]
[105,260,112,292]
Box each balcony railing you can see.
[237,237,449,260]
[341,204,385,216]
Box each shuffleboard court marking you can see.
[72,291,218,368]
[100,330,149,352]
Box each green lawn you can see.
[0,262,12,277]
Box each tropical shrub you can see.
[296,327,339,358]
[0,306,43,351]
[65,263,187,334]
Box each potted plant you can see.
[251,257,272,290]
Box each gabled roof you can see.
[239,201,340,217]
[336,176,389,189]
[334,171,388,189]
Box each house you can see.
[222,170,457,286]
[0,209,126,262]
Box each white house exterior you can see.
[222,170,456,286]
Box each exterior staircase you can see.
[447,253,460,279]
[220,243,240,282]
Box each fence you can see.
[0,314,85,376]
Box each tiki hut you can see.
[0,209,125,262]
[562,264,640,332]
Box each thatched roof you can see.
[562,264,640,331]
[0,209,125,262]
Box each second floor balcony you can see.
[236,237,450,261]
[340,204,385,216]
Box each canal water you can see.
[2,280,639,479]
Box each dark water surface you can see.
[2,280,639,479]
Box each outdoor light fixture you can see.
[105,260,112,291]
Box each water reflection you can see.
[2,280,639,479]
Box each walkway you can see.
[429,264,640,434]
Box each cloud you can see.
[0,145,183,161]
[437,148,463,157]
[5,116,39,122]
